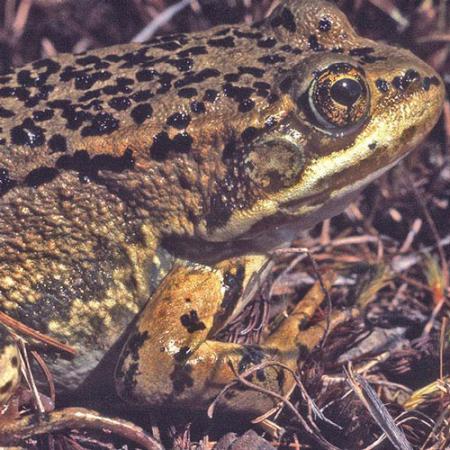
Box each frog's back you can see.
[0,0,382,183]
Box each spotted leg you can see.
[115,255,354,416]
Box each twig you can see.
[17,338,46,416]
[345,363,413,450]
[0,407,163,450]
[0,312,76,356]
[31,350,56,404]
[132,0,192,42]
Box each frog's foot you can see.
[265,272,356,355]
[0,407,163,449]
[115,257,357,415]
[0,325,21,405]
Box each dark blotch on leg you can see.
[180,310,207,333]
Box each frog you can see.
[0,0,444,424]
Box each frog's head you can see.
[197,0,444,246]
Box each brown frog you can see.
[0,0,444,424]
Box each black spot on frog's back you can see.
[257,37,277,48]
[80,111,119,137]
[10,118,46,147]
[190,100,205,114]
[258,54,285,65]
[174,68,220,88]
[53,148,134,185]
[238,345,265,373]
[207,36,236,48]
[33,109,54,122]
[0,106,15,118]
[223,83,256,112]
[166,112,191,129]
[149,131,193,161]
[48,134,68,153]
[108,96,132,111]
[167,57,194,72]
[308,35,324,52]
[241,126,259,144]
[177,45,208,58]
[24,167,59,187]
[422,76,440,91]
[178,87,197,98]
[203,89,218,103]
[130,103,153,124]
[270,7,297,33]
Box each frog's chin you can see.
[169,185,363,262]
[236,153,405,251]
[236,187,363,251]
[281,159,400,215]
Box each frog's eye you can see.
[308,63,369,132]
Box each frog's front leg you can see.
[114,255,350,415]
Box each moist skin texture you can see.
[0,0,444,415]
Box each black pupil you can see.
[330,78,362,106]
